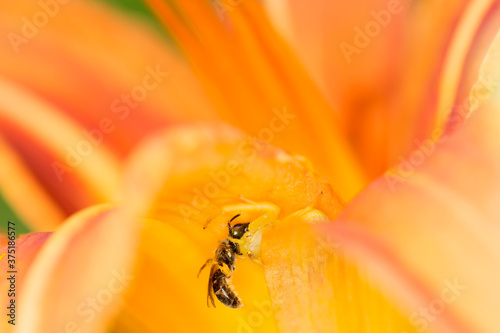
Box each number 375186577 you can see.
[7,221,16,269]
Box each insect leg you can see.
[197,258,213,278]
[207,264,217,308]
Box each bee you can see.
[197,214,250,308]
[198,202,327,309]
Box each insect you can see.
[197,214,249,308]
[198,202,328,308]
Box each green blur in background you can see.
[0,194,29,234]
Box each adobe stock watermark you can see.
[213,0,243,21]
[233,299,273,333]
[385,65,499,191]
[178,106,296,222]
[57,268,134,333]
[403,277,467,333]
[52,64,170,182]
[317,232,342,253]
[7,0,71,54]
[340,0,404,63]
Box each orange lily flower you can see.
[0,0,499,332]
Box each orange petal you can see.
[117,218,277,332]
[269,0,500,180]
[0,234,7,248]
[389,0,500,175]
[0,134,64,230]
[260,30,500,331]
[265,0,405,99]
[265,0,408,178]
[0,0,219,227]
[143,0,368,201]
[0,0,216,151]
[114,123,344,332]
[262,219,417,332]
[459,29,500,120]
[319,88,500,333]
[0,232,51,332]
[0,77,121,220]
[18,204,139,333]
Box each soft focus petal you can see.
[0,134,64,230]
[0,232,51,332]
[18,204,139,333]
[265,0,406,166]
[268,0,500,179]
[265,0,407,177]
[0,0,216,144]
[461,29,500,118]
[0,77,122,217]
[260,28,500,332]
[392,0,500,170]
[265,0,405,104]
[0,0,218,227]
[143,0,368,201]
[319,89,500,332]
[0,234,7,248]
[114,123,343,332]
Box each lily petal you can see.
[0,0,217,227]
[0,0,216,139]
[382,0,500,183]
[262,219,417,332]
[0,77,122,216]
[18,204,139,333]
[114,123,344,332]
[0,134,64,230]
[319,92,500,332]
[265,0,405,102]
[393,0,500,168]
[118,218,277,332]
[0,235,7,248]
[268,0,500,180]
[0,232,51,332]
[259,30,500,332]
[143,0,368,201]
[265,0,407,178]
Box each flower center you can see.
[206,201,329,263]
